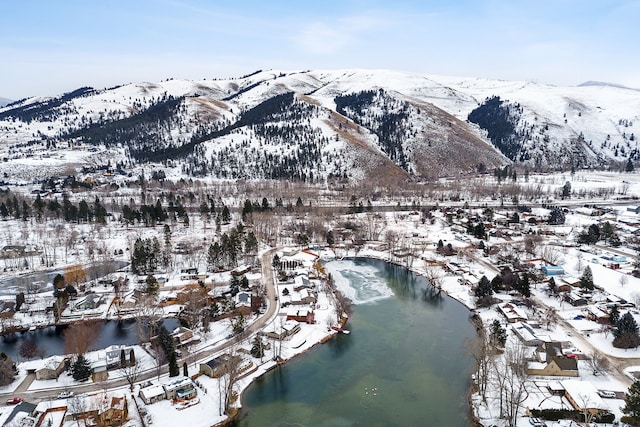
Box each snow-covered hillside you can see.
[1,69,638,183]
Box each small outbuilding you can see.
[542,266,565,276]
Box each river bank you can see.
[231,257,477,426]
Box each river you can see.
[232,258,477,427]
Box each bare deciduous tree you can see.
[64,320,102,356]
[541,245,563,266]
[499,344,529,427]
[217,351,243,415]
[119,357,142,391]
[585,351,609,376]
[19,340,45,361]
[466,329,491,402]
[135,295,163,343]
[543,307,559,330]
[423,265,444,290]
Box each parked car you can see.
[57,391,74,399]
[529,418,546,427]
[6,397,23,405]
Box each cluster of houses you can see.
[21,345,138,383]
[269,249,320,340]
[494,302,614,418]
[1,395,128,427]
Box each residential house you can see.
[2,401,37,427]
[565,291,588,307]
[511,322,543,346]
[34,406,66,427]
[561,380,610,416]
[559,277,581,291]
[265,320,301,340]
[162,376,197,401]
[586,306,610,324]
[286,307,315,324]
[73,293,104,311]
[199,354,231,378]
[293,274,312,291]
[497,303,528,323]
[235,291,252,315]
[97,396,128,426]
[528,342,579,377]
[290,288,316,306]
[104,345,134,369]
[180,267,199,280]
[138,383,165,405]
[34,357,68,380]
[171,326,197,348]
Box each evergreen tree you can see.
[518,273,531,298]
[272,254,281,270]
[474,276,493,298]
[490,274,503,292]
[610,305,620,325]
[33,194,45,221]
[183,361,188,377]
[624,379,640,420]
[157,325,174,355]
[326,230,335,246]
[548,207,566,225]
[547,277,557,294]
[580,266,594,290]
[120,349,127,367]
[129,348,136,365]
[473,222,486,240]
[489,319,507,347]
[144,275,159,295]
[626,157,635,173]
[168,352,179,377]
[207,242,221,270]
[561,181,571,199]
[242,199,253,222]
[250,336,265,358]
[244,231,258,255]
[221,205,231,223]
[72,355,92,381]
[53,274,66,290]
[614,312,640,349]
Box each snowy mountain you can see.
[1,69,639,183]
[0,97,12,108]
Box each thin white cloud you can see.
[294,13,384,55]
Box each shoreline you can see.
[226,253,480,427]
[215,330,338,426]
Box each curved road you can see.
[1,248,280,402]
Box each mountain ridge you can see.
[1,69,639,183]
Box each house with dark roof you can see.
[2,401,37,426]
[199,354,241,378]
[528,342,578,377]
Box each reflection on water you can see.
[233,258,476,427]
[0,318,178,359]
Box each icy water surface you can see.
[233,258,477,427]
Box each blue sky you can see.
[1,0,639,99]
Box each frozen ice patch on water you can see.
[324,260,394,305]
